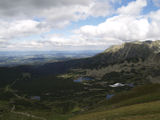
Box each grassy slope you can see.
[70,101,160,120]
[70,84,160,120]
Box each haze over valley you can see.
[0,51,100,66]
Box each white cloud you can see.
[147,10,160,39]
[87,1,113,17]
[117,0,147,15]
[149,9,160,21]
[76,15,150,43]
[0,19,49,41]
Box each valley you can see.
[0,51,99,67]
[0,40,160,120]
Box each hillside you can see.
[90,40,160,67]
[70,100,160,120]
[70,84,160,120]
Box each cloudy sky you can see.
[0,0,160,51]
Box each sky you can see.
[0,0,160,51]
